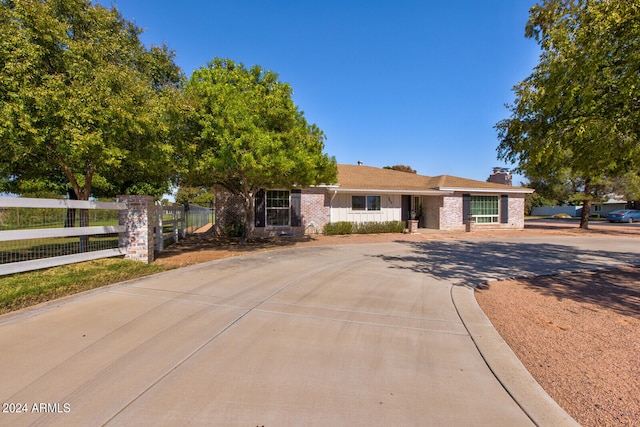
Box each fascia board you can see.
[437,187,535,194]
[334,188,453,196]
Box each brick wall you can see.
[118,195,155,263]
[507,194,526,229]
[301,188,331,233]
[440,195,465,231]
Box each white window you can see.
[470,196,499,223]
[266,190,290,226]
[352,195,381,211]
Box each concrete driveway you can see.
[0,236,638,426]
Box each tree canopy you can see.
[184,58,337,242]
[383,165,417,174]
[0,0,185,201]
[496,0,640,228]
[175,185,215,207]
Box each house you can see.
[530,197,635,218]
[591,198,630,216]
[214,164,534,237]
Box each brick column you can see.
[118,195,155,263]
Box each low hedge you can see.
[323,221,405,235]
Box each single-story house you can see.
[215,164,535,237]
[592,198,630,216]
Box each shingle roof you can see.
[335,164,532,193]
[336,165,434,191]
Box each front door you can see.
[401,195,411,223]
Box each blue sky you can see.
[103,0,540,185]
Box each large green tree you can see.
[496,0,640,229]
[185,58,337,243]
[175,185,215,207]
[0,0,185,202]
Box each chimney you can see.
[489,168,512,186]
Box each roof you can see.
[333,164,534,194]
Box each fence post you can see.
[180,204,186,238]
[117,195,155,263]
[155,204,163,252]
[173,205,179,242]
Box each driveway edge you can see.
[451,284,581,427]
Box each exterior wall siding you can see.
[330,193,402,224]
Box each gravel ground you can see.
[475,268,640,427]
[155,220,640,426]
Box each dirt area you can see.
[154,220,640,426]
[476,268,640,427]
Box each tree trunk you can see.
[72,187,91,253]
[580,199,591,229]
[65,190,77,228]
[240,190,255,245]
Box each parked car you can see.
[606,209,640,223]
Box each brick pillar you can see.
[118,195,155,263]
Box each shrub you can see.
[220,212,244,238]
[323,221,353,235]
[324,221,405,235]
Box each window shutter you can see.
[291,189,302,226]
[254,190,265,227]
[462,194,471,223]
[501,195,509,223]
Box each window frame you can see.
[351,195,381,212]
[266,190,291,226]
[470,195,499,223]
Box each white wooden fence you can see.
[0,197,126,275]
[155,203,185,252]
[0,196,213,276]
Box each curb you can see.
[451,284,581,427]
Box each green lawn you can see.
[0,259,171,315]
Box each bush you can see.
[324,221,405,235]
[220,212,244,238]
[323,221,353,235]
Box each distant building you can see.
[488,167,512,186]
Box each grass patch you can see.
[0,258,171,315]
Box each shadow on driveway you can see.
[479,267,640,318]
[373,240,640,315]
